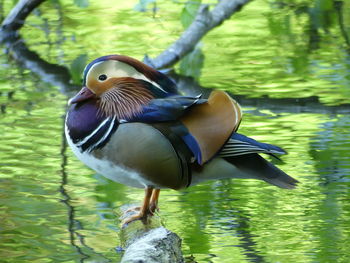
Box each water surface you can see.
[0,0,349,262]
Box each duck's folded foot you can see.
[121,187,156,226]
[125,206,141,214]
[149,203,159,214]
[122,211,149,225]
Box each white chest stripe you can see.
[85,116,117,152]
[75,117,111,147]
[65,123,151,188]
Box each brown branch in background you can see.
[145,0,252,69]
[1,0,46,32]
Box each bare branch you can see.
[145,0,252,69]
[1,0,46,33]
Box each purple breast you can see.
[66,100,106,143]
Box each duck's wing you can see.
[125,95,206,164]
[126,95,206,123]
[180,90,242,164]
[126,91,242,165]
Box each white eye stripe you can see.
[86,60,167,92]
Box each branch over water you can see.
[145,0,252,69]
[1,0,46,33]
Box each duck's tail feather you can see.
[224,154,299,189]
[218,133,287,158]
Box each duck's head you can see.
[68,55,177,119]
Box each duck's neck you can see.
[66,100,118,152]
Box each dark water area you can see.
[0,0,349,262]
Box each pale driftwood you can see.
[145,0,252,69]
[119,205,183,263]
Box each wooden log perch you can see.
[119,205,184,263]
[145,0,252,69]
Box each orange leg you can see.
[122,187,153,225]
[149,189,160,214]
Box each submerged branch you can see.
[1,34,77,94]
[169,73,350,114]
[145,0,252,69]
[2,32,348,113]
[0,0,77,93]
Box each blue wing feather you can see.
[181,133,202,164]
[126,95,206,123]
[124,94,286,163]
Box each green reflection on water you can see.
[1,0,350,262]
[201,0,350,105]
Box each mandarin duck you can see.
[65,55,298,224]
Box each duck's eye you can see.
[98,74,107,81]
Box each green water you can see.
[0,0,349,262]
